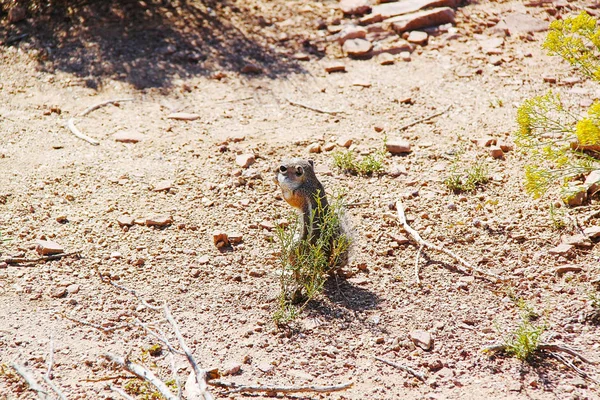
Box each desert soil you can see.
[1,0,599,399]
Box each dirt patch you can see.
[0,0,599,399]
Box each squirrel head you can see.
[275,159,316,210]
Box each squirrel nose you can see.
[279,165,287,173]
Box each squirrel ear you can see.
[308,159,314,168]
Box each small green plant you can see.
[503,320,547,362]
[332,150,385,176]
[548,203,568,230]
[274,194,350,326]
[124,379,163,400]
[515,11,600,199]
[590,291,600,311]
[444,161,489,193]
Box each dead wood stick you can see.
[67,118,100,145]
[399,105,451,131]
[103,353,178,400]
[41,374,67,400]
[375,356,426,382]
[82,375,137,382]
[46,332,54,378]
[395,200,503,282]
[109,384,136,400]
[2,251,81,265]
[61,313,129,333]
[9,362,48,399]
[550,353,599,385]
[80,98,134,117]
[285,97,343,116]
[414,244,423,285]
[163,304,213,400]
[209,380,353,394]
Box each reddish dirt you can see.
[1,0,599,399]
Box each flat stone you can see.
[387,7,456,34]
[407,31,428,45]
[167,112,200,121]
[389,233,410,244]
[479,37,504,52]
[257,362,274,373]
[471,137,497,147]
[340,0,371,15]
[235,154,255,168]
[337,25,367,44]
[543,75,557,84]
[260,220,276,231]
[241,64,262,74]
[324,62,346,73]
[292,52,310,61]
[400,51,411,62]
[343,39,373,58]
[584,226,600,239]
[117,215,134,227]
[410,330,433,350]
[145,215,173,227]
[113,131,145,143]
[489,55,503,66]
[67,284,80,294]
[502,12,548,34]
[548,243,574,256]
[498,141,514,152]
[51,286,67,298]
[222,361,242,376]
[378,52,395,65]
[554,265,583,275]
[308,143,321,153]
[584,170,600,195]
[373,0,457,19]
[562,185,588,207]
[153,180,173,192]
[323,142,336,151]
[36,240,64,256]
[373,39,414,55]
[386,140,411,154]
[360,13,383,25]
[563,234,592,248]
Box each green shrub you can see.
[332,150,385,176]
[443,161,489,193]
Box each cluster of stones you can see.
[329,0,458,65]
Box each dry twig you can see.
[80,98,134,117]
[9,362,48,399]
[285,97,343,116]
[399,105,452,131]
[550,353,599,385]
[2,251,81,265]
[46,332,54,378]
[67,118,100,145]
[163,304,214,400]
[210,380,353,394]
[103,353,178,400]
[395,200,503,282]
[375,356,426,382]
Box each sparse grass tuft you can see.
[444,161,489,193]
[503,320,547,362]
[274,194,350,326]
[590,292,600,311]
[548,203,568,230]
[333,150,385,176]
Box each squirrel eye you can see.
[295,166,303,176]
[279,165,287,173]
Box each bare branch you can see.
[103,353,178,400]
[80,98,134,117]
[375,356,426,382]
[209,380,353,394]
[2,251,82,265]
[41,375,67,400]
[395,200,503,282]
[399,105,452,131]
[163,305,213,400]
[67,118,100,145]
[9,362,48,399]
[550,353,599,385]
[46,332,54,379]
[285,97,343,116]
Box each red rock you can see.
[378,52,395,65]
[213,231,229,248]
[410,330,433,350]
[337,25,367,44]
[388,7,456,33]
[324,62,346,73]
[502,12,548,34]
[241,64,262,74]
[360,13,383,25]
[498,141,514,152]
[554,265,582,275]
[562,185,587,207]
[373,0,456,19]
[343,39,373,58]
[543,75,557,84]
[584,226,600,238]
[372,39,414,55]
[562,234,592,248]
[145,215,173,227]
[36,240,64,255]
[167,113,200,121]
[471,137,496,147]
[337,136,354,148]
[113,131,145,143]
[489,146,504,159]
[153,180,173,192]
[400,51,411,62]
[548,243,574,256]
[308,143,321,153]
[235,154,255,168]
[117,215,135,227]
[386,140,411,154]
[407,31,428,45]
[8,7,26,23]
[339,0,371,15]
[228,232,243,245]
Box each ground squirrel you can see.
[275,158,348,267]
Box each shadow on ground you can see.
[0,0,308,89]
